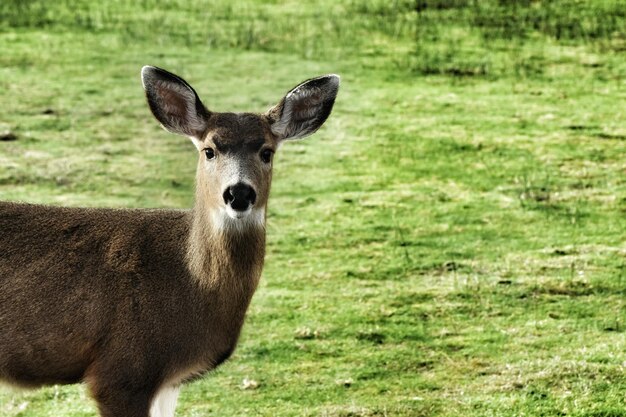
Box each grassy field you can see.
[1,0,625,416]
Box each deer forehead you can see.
[201,112,277,151]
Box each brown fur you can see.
[0,201,263,411]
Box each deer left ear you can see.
[267,74,340,141]
[141,66,211,148]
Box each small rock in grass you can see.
[0,131,17,141]
[295,326,321,340]
[241,377,259,390]
[335,378,353,387]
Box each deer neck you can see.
[186,194,266,301]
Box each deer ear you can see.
[141,66,210,147]
[267,74,340,141]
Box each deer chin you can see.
[211,206,265,232]
[225,205,252,220]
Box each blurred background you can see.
[0,1,625,416]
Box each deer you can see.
[0,66,339,417]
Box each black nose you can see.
[223,183,257,211]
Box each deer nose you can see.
[223,183,256,211]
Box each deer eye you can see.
[204,148,216,160]
[260,149,273,164]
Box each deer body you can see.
[0,67,339,417]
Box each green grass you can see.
[1,0,626,416]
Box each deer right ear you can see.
[141,66,210,148]
[267,74,340,141]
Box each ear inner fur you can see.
[142,66,211,139]
[269,74,340,140]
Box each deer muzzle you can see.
[223,183,257,212]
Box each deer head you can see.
[141,66,339,232]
